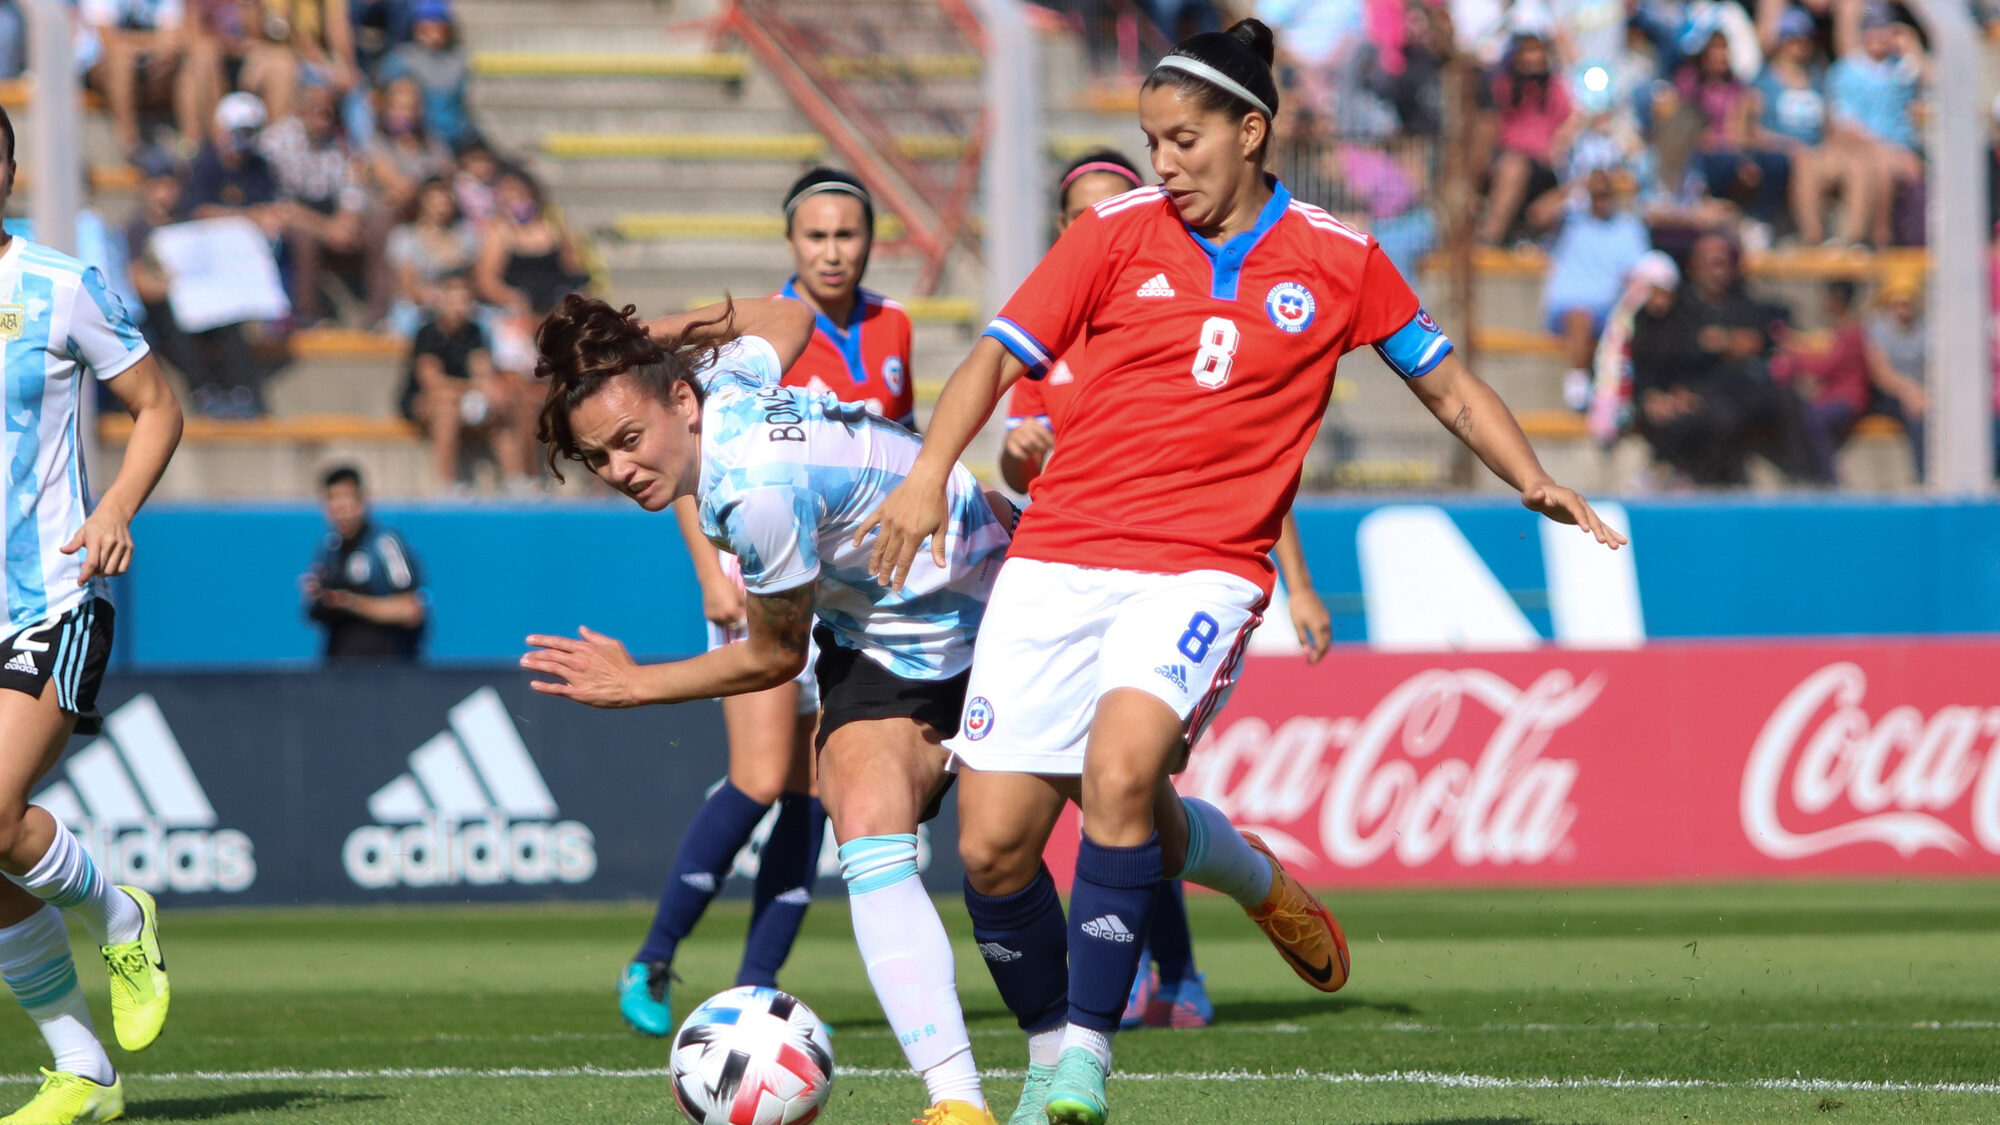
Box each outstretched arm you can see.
[1404,353,1627,548]
[522,584,814,708]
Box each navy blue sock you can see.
[635,780,770,965]
[736,794,825,987]
[963,865,1069,1033]
[1148,880,1197,983]
[1066,833,1162,1032]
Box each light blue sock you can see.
[1175,798,1271,908]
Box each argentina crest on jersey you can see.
[1265,282,1316,334]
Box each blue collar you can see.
[782,277,869,386]
[1181,179,1292,302]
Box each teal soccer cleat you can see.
[1008,1061,1056,1125]
[1043,1048,1109,1125]
[617,961,674,1037]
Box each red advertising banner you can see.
[1040,640,2000,886]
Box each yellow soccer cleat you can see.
[100,886,169,1052]
[1242,832,1350,993]
[0,1069,123,1123]
[913,1099,999,1125]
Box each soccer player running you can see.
[0,107,185,1124]
[524,295,1011,1125]
[1005,149,1337,1035]
[861,21,1625,1125]
[616,168,915,1039]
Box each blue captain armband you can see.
[1373,307,1454,378]
[982,317,1053,380]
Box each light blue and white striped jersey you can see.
[0,237,150,630]
[693,336,1006,681]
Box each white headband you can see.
[784,180,870,217]
[1151,55,1275,120]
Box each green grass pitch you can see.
[3,880,1997,1122]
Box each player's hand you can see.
[852,473,951,590]
[521,626,640,707]
[1289,586,1333,664]
[60,506,134,583]
[1002,418,1054,467]
[1522,480,1627,550]
[699,575,747,629]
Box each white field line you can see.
[8,1066,1995,1096]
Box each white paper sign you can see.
[148,217,291,332]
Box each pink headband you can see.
[1061,161,1143,193]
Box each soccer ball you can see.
[669,985,835,1125]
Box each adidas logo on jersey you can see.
[1154,663,1190,692]
[978,942,1024,963]
[3,651,36,675]
[33,695,256,894]
[1081,915,1136,943]
[1135,273,1175,299]
[343,688,597,890]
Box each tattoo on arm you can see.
[745,586,814,663]
[1451,404,1472,439]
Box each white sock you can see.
[0,906,111,1084]
[1028,1026,1064,1067]
[1176,798,1274,908]
[1058,1023,1114,1072]
[839,835,984,1109]
[12,821,141,946]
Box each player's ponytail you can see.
[533,293,723,479]
[1142,18,1281,131]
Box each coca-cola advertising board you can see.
[1042,639,2000,885]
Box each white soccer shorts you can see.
[946,557,1265,776]
[706,552,820,714]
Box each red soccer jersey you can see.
[984,183,1451,592]
[776,279,916,427]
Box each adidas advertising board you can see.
[42,671,965,904]
[33,695,256,895]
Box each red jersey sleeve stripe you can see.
[983,316,1053,378]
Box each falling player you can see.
[617,168,916,1038]
[861,20,1625,1124]
[0,106,184,1124]
[525,294,1011,1125]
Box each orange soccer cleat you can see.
[1241,832,1350,992]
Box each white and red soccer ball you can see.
[669,986,835,1125]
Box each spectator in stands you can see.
[1477,29,1574,244]
[127,152,267,417]
[1144,0,1221,40]
[194,0,302,122]
[1538,157,1652,410]
[281,0,367,130]
[351,0,417,74]
[377,0,469,146]
[386,175,475,337]
[305,464,426,664]
[84,0,223,157]
[261,82,392,326]
[1629,231,1823,484]
[1678,24,1789,248]
[452,135,503,228]
[401,271,536,494]
[1754,5,1870,247]
[1864,269,1927,477]
[474,169,586,371]
[363,76,452,216]
[1771,279,1873,480]
[186,91,289,234]
[1827,3,1927,246]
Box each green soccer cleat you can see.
[0,1069,123,1123]
[1042,1048,1108,1125]
[617,961,674,1037]
[100,886,168,1053]
[1008,1061,1056,1125]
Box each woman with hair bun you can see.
[523,294,1015,1125]
[864,19,1624,1123]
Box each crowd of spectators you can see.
[0,0,574,494]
